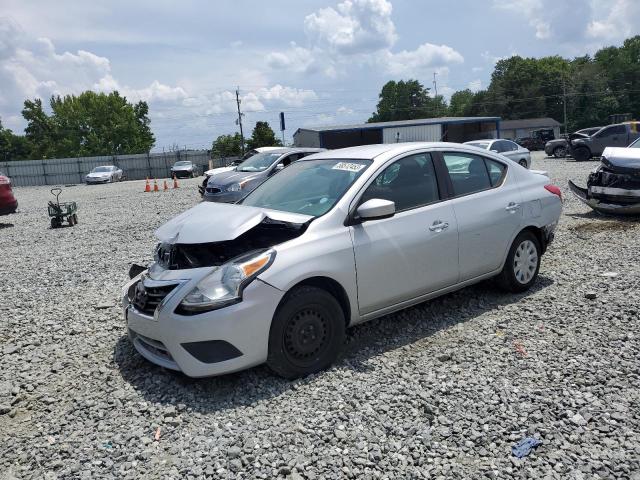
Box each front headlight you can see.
[178,249,275,314]
[227,180,248,192]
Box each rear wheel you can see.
[497,231,541,293]
[267,286,345,379]
[553,146,567,158]
[572,146,590,162]
[50,217,60,229]
[72,213,78,225]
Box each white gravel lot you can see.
[1,152,639,479]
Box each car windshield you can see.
[241,159,371,217]
[237,152,282,172]
[174,161,191,166]
[467,142,490,150]
[92,166,113,173]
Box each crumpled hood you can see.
[204,165,235,176]
[601,147,640,173]
[155,201,312,244]
[208,169,263,187]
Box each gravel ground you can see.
[1,152,639,480]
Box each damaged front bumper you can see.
[122,269,285,377]
[568,180,640,215]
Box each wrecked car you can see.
[122,143,562,379]
[544,127,602,158]
[569,122,640,161]
[201,147,325,203]
[569,142,640,215]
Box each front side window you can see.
[241,159,370,217]
[443,153,492,196]
[595,125,626,138]
[360,153,440,212]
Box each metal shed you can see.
[500,118,561,140]
[293,117,501,149]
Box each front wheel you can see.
[572,146,590,162]
[553,146,567,158]
[267,286,345,379]
[497,231,541,293]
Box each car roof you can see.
[305,142,510,162]
[266,147,325,154]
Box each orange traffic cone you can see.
[163,179,169,191]
[153,179,159,192]
[144,178,151,192]
[173,174,179,189]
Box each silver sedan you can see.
[85,165,123,184]
[465,139,532,168]
[123,142,561,378]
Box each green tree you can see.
[246,121,282,149]
[212,133,243,157]
[0,117,32,161]
[21,91,155,159]
[369,80,448,122]
[448,89,475,116]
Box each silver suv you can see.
[123,143,562,379]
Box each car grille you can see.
[206,186,221,194]
[129,280,178,316]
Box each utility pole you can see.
[562,80,568,136]
[433,72,438,98]
[235,87,245,156]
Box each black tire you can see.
[72,213,78,225]
[50,217,61,229]
[572,146,590,162]
[497,231,541,293]
[553,146,567,158]
[267,286,345,379]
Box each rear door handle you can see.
[505,202,521,212]
[429,221,449,232]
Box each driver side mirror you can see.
[356,198,396,222]
[490,149,499,153]
[274,163,285,171]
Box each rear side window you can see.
[360,153,440,211]
[443,153,500,196]
[485,159,507,187]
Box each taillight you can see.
[0,176,10,186]
[544,184,562,200]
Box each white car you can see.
[85,165,123,184]
[465,139,532,168]
[123,142,562,378]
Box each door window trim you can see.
[433,150,509,199]
[346,150,450,225]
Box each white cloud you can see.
[494,0,640,47]
[268,0,463,78]
[383,43,463,76]
[588,0,640,40]
[467,79,482,92]
[337,106,354,114]
[304,0,397,55]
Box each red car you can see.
[0,172,18,215]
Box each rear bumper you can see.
[122,274,285,377]
[0,200,17,215]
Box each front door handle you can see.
[429,221,449,232]
[505,202,521,213]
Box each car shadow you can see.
[0,222,14,229]
[114,275,554,413]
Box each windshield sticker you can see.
[332,162,365,172]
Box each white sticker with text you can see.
[332,162,365,172]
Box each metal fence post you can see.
[42,160,48,186]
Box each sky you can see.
[1,0,639,151]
